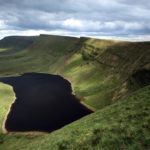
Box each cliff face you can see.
[78,38,150,103]
[81,39,150,73]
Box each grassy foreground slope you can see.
[0,85,149,150]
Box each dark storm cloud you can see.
[0,0,150,40]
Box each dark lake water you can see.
[0,73,92,132]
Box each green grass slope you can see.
[0,85,149,150]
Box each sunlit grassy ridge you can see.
[0,85,149,150]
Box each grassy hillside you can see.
[0,34,78,75]
[56,38,150,109]
[0,35,149,110]
[0,85,149,150]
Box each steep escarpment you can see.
[78,39,150,102]
[58,38,150,108]
[81,39,150,74]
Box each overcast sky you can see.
[0,0,150,40]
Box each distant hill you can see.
[0,36,37,52]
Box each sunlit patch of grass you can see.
[0,48,10,53]
[0,83,15,133]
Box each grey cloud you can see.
[119,0,150,8]
[0,0,150,39]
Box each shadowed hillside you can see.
[0,36,37,54]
